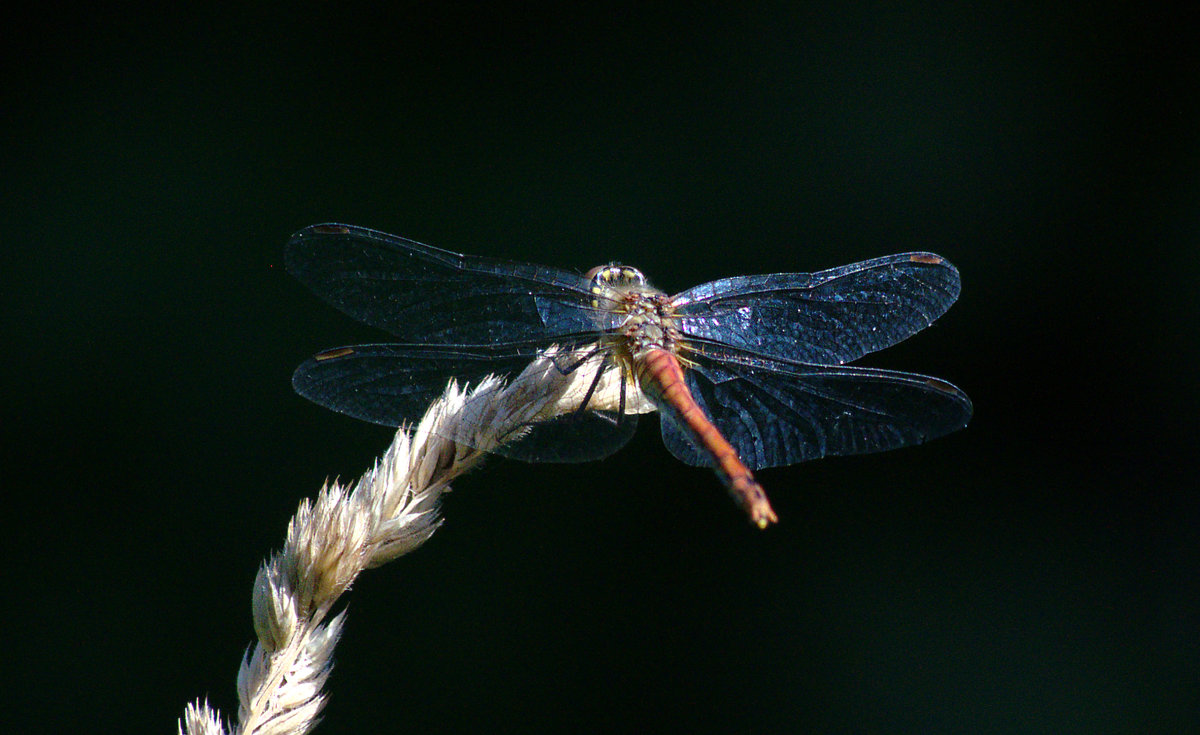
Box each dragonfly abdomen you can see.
[636,348,779,528]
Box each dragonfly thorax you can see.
[588,264,686,375]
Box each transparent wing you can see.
[660,345,972,470]
[293,341,653,463]
[671,252,961,365]
[286,224,618,345]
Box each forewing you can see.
[672,252,961,365]
[293,342,646,463]
[660,347,972,470]
[286,224,614,345]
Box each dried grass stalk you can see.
[178,348,619,735]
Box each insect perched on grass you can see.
[288,224,972,527]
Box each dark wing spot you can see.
[315,347,356,361]
[311,224,352,235]
[924,377,953,392]
[909,253,945,265]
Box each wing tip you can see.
[924,377,974,428]
[908,252,962,278]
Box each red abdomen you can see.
[636,348,779,528]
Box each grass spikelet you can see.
[180,351,607,734]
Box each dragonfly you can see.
[287,223,972,528]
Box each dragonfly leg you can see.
[573,356,622,427]
[616,372,627,426]
[586,369,630,428]
[552,345,603,376]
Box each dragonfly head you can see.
[586,264,651,308]
[586,263,646,287]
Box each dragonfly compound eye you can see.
[589,265,650,310]
[588,264,646,290]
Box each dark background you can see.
[3,3,1196,733]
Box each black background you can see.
[3,3,1196,733]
